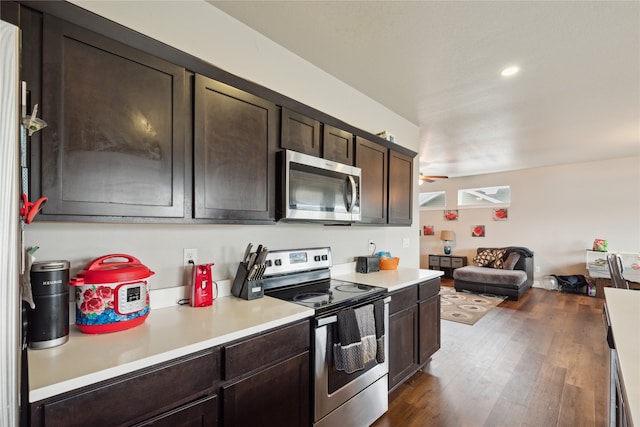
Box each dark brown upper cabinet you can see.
[322,124,354,165]
[355,136,388,224]
[194,74,278,222]
[38,14,187,219]
[280,108,321,157]
[388,149,413,225]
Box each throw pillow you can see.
[492,248,507,269]
[473,249,496,267]
[503,253,521,270]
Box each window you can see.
[458,185,510,208]
[419,191,446,210]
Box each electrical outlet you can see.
[535,266,541,273]
[402,238,410,248]
[368,240,375,253]
[183,248,197,266]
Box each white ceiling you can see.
[209,1,640,177]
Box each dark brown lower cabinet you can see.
[418,280,441,364]
[221,320,311,427]
[222,353,310,427]
[28,319,312,427]
[389,299,418,390]
[29,349,220,427]
[388,278,441,391]
[133,395,218,427]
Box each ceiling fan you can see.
[419,173,448,184]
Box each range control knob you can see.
[274,259,282,266]
[314,255,321,262]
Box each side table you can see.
[428,254,468,279]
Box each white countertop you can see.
[335,267,443,292]
[28,266,442,404]
[28,295,313,403]
[604,287,640,426]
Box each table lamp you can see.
[440,230,455,255]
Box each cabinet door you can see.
[389,306,418,390]
[30,350,219,427]
[355,136,388,224]
[194,74,278,221]
[222,353,310,427]
[419,294,441,364]
[280,108,320,157]
[323,124,354,165]
[39,15,186,218]
[388,149,413,225]
[134,394,218,427]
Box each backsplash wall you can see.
[24,222,418,289]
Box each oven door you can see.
[283,150,361,223]
[314,296,389,426]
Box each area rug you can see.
[440,287,506,325]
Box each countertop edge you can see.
[29,267,441,403]
[604,287,640,426]
[29,299,313,403]
[334,268,444,292]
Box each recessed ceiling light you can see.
[501,66,520,77]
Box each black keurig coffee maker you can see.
[29,260,70,349]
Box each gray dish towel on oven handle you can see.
[355,304,376,364]
[333,308,364,374]
[333,301,386,373]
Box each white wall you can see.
[24,1,421,288]
[419,156,640,282]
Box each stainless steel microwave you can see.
[279,150,361,223]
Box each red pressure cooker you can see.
[70,254,154,334]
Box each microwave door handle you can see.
[344,176,356,213]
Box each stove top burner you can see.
[334,283,373,293]
[265,277,385,315]
[293,292,334,308]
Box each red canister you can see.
[70,254,154,334]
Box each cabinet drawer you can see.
[34,349,219,427]
[223,320,310,380]
[440,257,452,267]
[451,257,466,268]
[389,286,417,315]
[428,255,440,266]
[418,278,441,301]
[133,394,218,427]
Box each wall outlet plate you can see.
[402,238,410,248]
[183,248,197,266]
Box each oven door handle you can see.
[315,296,390,328]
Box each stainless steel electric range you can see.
[261,247,390,427]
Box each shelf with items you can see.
[586,250,610,278]
[586,250,640,282]
[428,255,467,279]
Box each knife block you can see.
[231,262,264,300]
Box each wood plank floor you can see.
[373,280,609,427]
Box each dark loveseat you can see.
[453,247,534,300]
